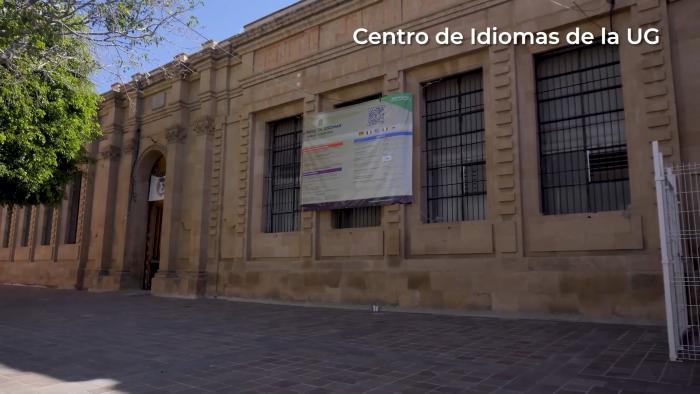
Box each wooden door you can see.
[142,201,163,290]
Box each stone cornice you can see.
[97,0,365,98]
[237,0,510,89]
[229,0,365,52]
[98,0,638,111]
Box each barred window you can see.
[41,206,53,246]
[331,94,383,229]
[2,207,12,248]
[423,70,486,223]
[65,173,82,244]
[20,206,31,247]
[332,207,381,229]
[265,116,302,233]
[536,43,629,215]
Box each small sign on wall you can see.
[149,176,165,201]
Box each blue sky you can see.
[92,0,297,93]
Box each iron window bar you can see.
[535,42,630,215]
[422,69,486,223]
[264,116,303,233]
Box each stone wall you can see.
[1,0,699,323]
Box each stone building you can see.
[1,0,699,323]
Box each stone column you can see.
[205,116,226,295]
[236,113,252,261]
[383,71,404,266]
[185,116,214,295]
[151,125,187,296]
[84,141,121,288]
[633,0,681,163]
[26,206,37,262]
[301,95,318,265]
[105,84,144,289]
[5,205,17,262]
[83,88,126,289]
[489,44,521,256]
[105,135,140,289]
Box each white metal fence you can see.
[653,141,700,361]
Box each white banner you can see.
[301,93,413,210]
[148,175,165,202]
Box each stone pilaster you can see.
[83,141,122,289]
[235,114,252,260]
[301,95,318,263]
[185,115,215,295]
[102,133,140,290]
[25,206,37,261]
[5,206,17,261]
[206,115,226,294]
[383,70,405,264]
[74,158,95,289]
[489,43,520,255]
[633,0,681,163]
[151,125,187,296]
[49,204,59,261]
[490,44,517,218]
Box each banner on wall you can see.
[148,175,165,202]
[300,92,413,210]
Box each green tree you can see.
[0,0,198,205]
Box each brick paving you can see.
[0,285,698,394]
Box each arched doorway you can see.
[143,156,166,290]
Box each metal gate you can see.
[653,141,700,361]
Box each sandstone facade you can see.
[1,0,699,323]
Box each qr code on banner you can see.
[368,105,385,127]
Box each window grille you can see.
[20,207,31,247]
[536,43,629,215]
[423,70,486,223]
[332,207,381,229]
[65,173,82,244]
[2,207,12,248]
[41,206,53,245]
[264,116,302,233]
[331,94,383,229]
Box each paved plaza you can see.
[0,285,698,394]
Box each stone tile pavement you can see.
[0,285,698,394]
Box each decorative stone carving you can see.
[171,53,193,80]
[99,145,121,161]
[193,116,215,136]
[165,126,187,144]
[122,138,138,154]
[201,40,217,50]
